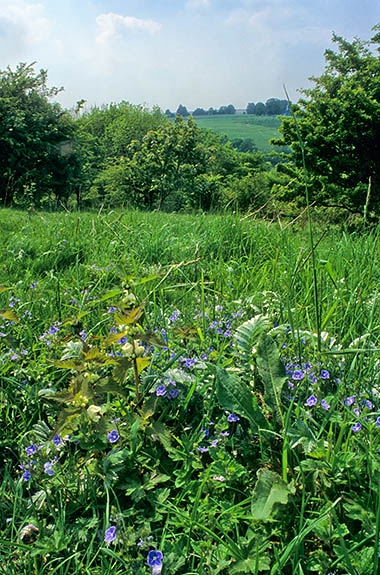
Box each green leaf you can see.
[251,468,294,521]
[256,334,286,427]
[235,315,271,367]
[95,379,128,400]
[215,366,267,432]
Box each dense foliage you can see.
[274,25,380,216]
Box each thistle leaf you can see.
[256,334,286,427]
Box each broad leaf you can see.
[215,367,267,432]
[251,468,294,521]
[256,334,286,427]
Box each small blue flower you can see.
[320,369,330,379]
[22,470,32,481]
[104,526,116,542]
[352,422,361,433]
[306,395,317,407]
[147,550,163,567]
[376,417,380,427]
[320,399,330,410]
[26,444,37,456]
[107,430,119,443]
[44,461,55,476]
[52,434,62,447]
[292,370,305,380]
[156,385,166,397]
[344,395,355,407]
[227,413,240,422]
[198,446,209,453]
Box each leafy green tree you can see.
[246,102,256,115]
[255,102,266,116]
[274,26,380,213]
[0,62,79,207]
[176,104,189,117]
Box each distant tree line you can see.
[165,98,290,118]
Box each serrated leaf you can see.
[251,468,294,521]
[32,421,52,442]
[136,356,150,375]
[256,334,286,427]
[103,330,130,346]
[95,379,128,400]
[147,421,172,450]
[115,306,144,326]
[215,366,267,432]
[113,357,132,384]
[52,359,85,370]
[0,309,20,323]
[138,331,166,348]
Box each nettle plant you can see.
[38,285,163,448]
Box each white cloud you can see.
[0,0,50,47]
[96,12,161,45]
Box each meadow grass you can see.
[190,115,282,153]
[1,208,380,574]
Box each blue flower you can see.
[147,550,163,567]
[227,413,240,422]
[26,444,37,456]
[104,526,116,542]
[44,461,55,476]
[320,369,330,379]
[22,470,32,481]
[292,370,305,380]
[52,434,62,447]
[198,446,209,453]
[107,430,119,443]
[156,385,166,396]
[320,399,330,410]
[352,422,361,433]
[306,395,317,407]
[344,395,355,407]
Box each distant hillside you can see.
[192,114,282,153]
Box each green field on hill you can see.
[192,114,283,153]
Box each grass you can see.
[191,115,282,153]
[1,208,380,574]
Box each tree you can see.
[254,102,266,116]
[274,26,380,213]
[193,107,206,116]
[246,102,256,115]
[0,62,79,207]
[176,104,189,117]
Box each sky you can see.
[0,0,379,112]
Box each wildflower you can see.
[52,434,62,447]
[200,428,209,438]
[227,413,240,422]
[168,388,179,399]
[104,526,116,542]
[19,524,39,543]
[308,373,318,384]
[376,417,380,427]
[210,439,219,447]
[107,430,119,443]
[320,399,330,410]
[219,431,230,436]
[44,461,55,476]
[156,385,166,397]
[292,370,305,380]
[197,446,209,453]
[212,475,226,482]
[22,470,32,481]
[320,369,330,379]
[352,422,361,433]
[344,396,355,407]
[26,444,37,456]
[30,282,38,289]
[147,550,163,567]
[306,395,317,407]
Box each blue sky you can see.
[0,0,379,111]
